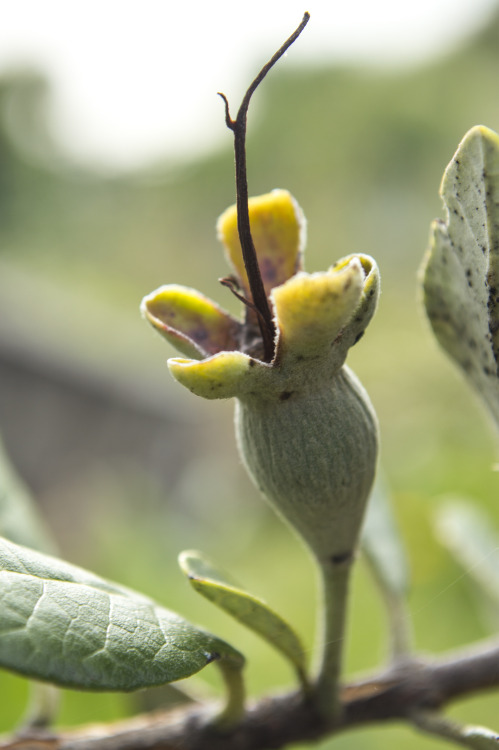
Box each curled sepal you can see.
[141,285,240,360]
[331,254,380,354]
[168,351,262,400]
[179,550,309,692]
[217,189,305,299]
[422,125,499,428]
[273,256,372,364]
[0,537,245,714]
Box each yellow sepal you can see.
[273,259,364,360]
[141,285,240,359]
[217,190,305,299]
[168,351,255,400]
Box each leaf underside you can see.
[0,537,243,692]
[422,125,499,427]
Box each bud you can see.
[142,191,379,563]
[236,366,378,564]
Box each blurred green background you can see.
[1,8,499,749]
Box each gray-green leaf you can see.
[361,479,409,598]
[0,438,55,554]
[361,479,412,659]
[422,125,499,427]
[413,710,499,748]
[462,726,499,748]
[0,537,244,692]
[179,550,309,690]
[435,499,499,606]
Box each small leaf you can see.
[179,550,309,689]
[463,726,499,748]
[361,479,412,659]
[0,438,55,554]
[413,710,499,748]
[361,479,409,598]
[435,499,499,605]
[422,125,499,427]
[0,537,244,692]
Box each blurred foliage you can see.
[1,8,499,749]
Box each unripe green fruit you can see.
[236,365,378,564]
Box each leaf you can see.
[179,550,309,689]
[361,479,412,659]
[0,537,244,692]
[413,710,499,748]
[435,499,499,605]
[422,125,499,427]
[462,726,499,748]
[361,479,409,598]
[0,438,55,554]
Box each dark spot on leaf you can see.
[279,391,294,401]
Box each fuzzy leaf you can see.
[0,537,243,691]
[462,726,499,748]
[413,711,499,748]
[435,499,499,605]
[0,438,55,554]
[361,480,412,659]
[422,126,499,427]
[179,550,308,688]
[361,479,409,597]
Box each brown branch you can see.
[4,638,499,750]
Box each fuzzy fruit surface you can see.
[235,365,378,564]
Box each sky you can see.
[0,0,497,170]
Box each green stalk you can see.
[313,557,353,722]
[213,659,246,731]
